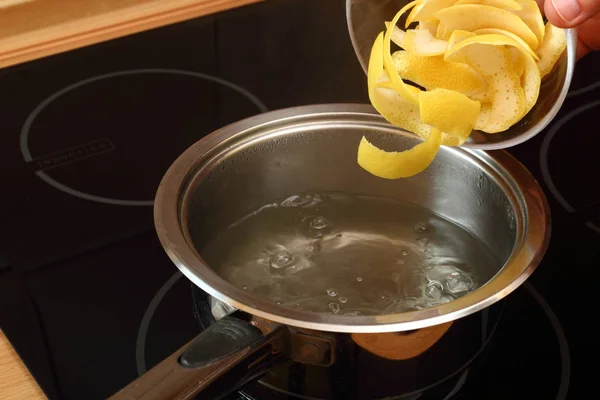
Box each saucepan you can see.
[109,104,550,399]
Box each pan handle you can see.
[108,315,288,400]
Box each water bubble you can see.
[401,250,409,256]
[301,215,334,239]
[242,285,247,290]
[310,216,330,230]
[417,237,430,247]
[326,289,338,297]
[414,223,427,233]
[335,233,343,239]
[356,277,363,282]
[397,259,405,265]
[269,250,295,269]
[446,271,474,294]
[339,296,348,303]
[426,281,444,299]
[329,302,341,314]
[344,310,362,316]
[280,194,322,208]
[392,273,401,282]
[380,295,386,300]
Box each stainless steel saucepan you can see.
[109,104,550,399]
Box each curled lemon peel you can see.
[472,28,539,60]
[512,0,545,44]
[454,0,522,10]
[384,1,421,105]
[418,18,439,36]
[419,88,481,138]
[392,51,488,101]
[384,21,406,48]
[446,33,540,131]
[535,22,567,78]
[357,128,443,179]
[358,0,567,179]
[404,29,449,56]
[509,47,526,77]
[434,4,539,50]
[368,33,431,139]
[406,0,458,28]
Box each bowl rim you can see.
[154,104,551,333]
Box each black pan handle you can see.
[108,315,288,400]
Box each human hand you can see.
[539,0,600,58]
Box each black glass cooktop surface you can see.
[0,0,598,399]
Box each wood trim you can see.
[0,329,46,399]
[0,0,263,69]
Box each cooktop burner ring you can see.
[566,79,600,99]
[135,277,570,399]
[523,283,570,400]
[135,271,183,376]
[539,100,600,234]
[19,69,269,207]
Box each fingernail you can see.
[551,0,581,22]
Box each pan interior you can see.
[182,122,518,318]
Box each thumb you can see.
[545,0,600,27]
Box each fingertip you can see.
[535,0,544,10]
[545,0,576,28]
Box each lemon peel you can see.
[472,28,539,60]
[434,4,539,50]
[369,35,467,147]
[446,30,476,63]
[509,47,526,77]
[418,18,439,36]
[392,51,488,101]
[359,0,567,179]
[446,33,540,131]
[406,0,458,28]
[404,29,449,56]
[419,88,481,140]
[511,0,545,44]
[475,103,492,130]
[448,30,475,48]
[535,22,567,78]
[384,21,406,48]
[454,0,522,10]
[369,33,431,138]
[357,128,443,179]
[446,39,526,133]
[384,1,421,105]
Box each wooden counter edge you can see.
[0,329,47,400]
[0,0,263,70]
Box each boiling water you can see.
[202,193,501,316]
